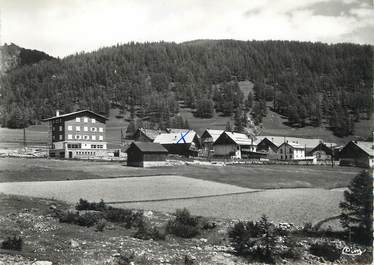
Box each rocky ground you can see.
[0,194,371,265]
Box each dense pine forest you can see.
[0,40,372,137]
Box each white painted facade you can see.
[277,142,305,160]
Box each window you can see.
[76,117,81,122]
[84,126,88,132]
[99,135,103,141]
[281,155,283,160]
[289,148,292,153]
[290,155,292,159]
[285,155,287,159]
[59,126,63,131]
[92,135,96,140]
[84,117,88,123]
[92,118,96,123]
[280,149,283,154]
[75,135,81,140]
[91,127,97,132]
[84,135,89,140]
[68,125,73,131]
[91,144,96,148]
[76,126,80,131]
[99,127,103,132]
[68,134,72,140]
[59,135,63,140]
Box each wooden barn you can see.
[126,142,168,167]
[339,141,373,168]
[256,137,279,159]
[153,130,201,157]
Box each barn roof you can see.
[154,130,197,144]
[353,141,374,156]
[128,142,168,153]
[43,109,108,121]
[137,128,165,141]
[202,129,224,142]
[215,131,253,145]
[279,141,304,149]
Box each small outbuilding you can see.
[339,141,373,168]
[126,142,168,167]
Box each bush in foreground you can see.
[134,219,166,240]
[76,198,106,211]
[167,208,201,238]
[1,236,23,251]
[229,215,302,264]
[309,240,342,262]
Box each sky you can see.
[0,0,373,57]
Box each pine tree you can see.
[340,171,373,244]
[234,108,244,133]
[225,121,232,131]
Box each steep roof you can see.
[202,129,224,143]
[127,142,168,153]
[154,130,197,144]
[280,141,304,149]
[137,128,164,141]
[353,141,374,157]
[43,109,107,121]
[215,131,253,145]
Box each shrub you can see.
[309,240,342,262]
[59,210,101,227]
[280,236,303,260]
[59,211,80,224]
[76,199,106,211]
[166,208,201,238]
[134,219,165,240]
[1,236,23,251]
[95,219,106,232]
[105,207,144,228]
[116,251,135,265]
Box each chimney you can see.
[56,110,60,117]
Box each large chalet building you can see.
[43,110,108,159]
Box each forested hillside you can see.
[0,40,372,137]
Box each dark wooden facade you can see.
[339,141,373,168]
[126,142,168,167]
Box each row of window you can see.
[279,148,303,154]
[67,144,104,149]
[67,126,103,132]
[76,117,96,123]
[76,151,96,155]
[67,134,103,141]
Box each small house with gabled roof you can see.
[126,142,168,167]
[132,128,165,142]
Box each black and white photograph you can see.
[0,0,373,264]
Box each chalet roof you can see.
[127,142,168,153]
[137,128,164,141]
[353,141,374,157]
[219,131,253,145]
[202,129,224,142]
[154,130,197,145]
[43,109,108,121]
[279,141,304,149]
[261,136,325,148]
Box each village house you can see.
[132,128,165,142]
[126,142,168,167]
[277,142,306,160]
[256,137,278,159]
[200,129,224,157]
[212,131,255,159]
[43,110,107,159]
[153,129,201,157]
[339,141,374,168]
[308,142,337,161]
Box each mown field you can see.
[0,158,361,189]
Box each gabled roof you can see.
[352,141,374,157]
[42,109,108,121]
[127,142,168,153]
[215,131,253,146]
[202,129,224,143]
[260,136,325,148]
[154,130,197,145]
[279,141,304,149]
[136,128,165,141]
